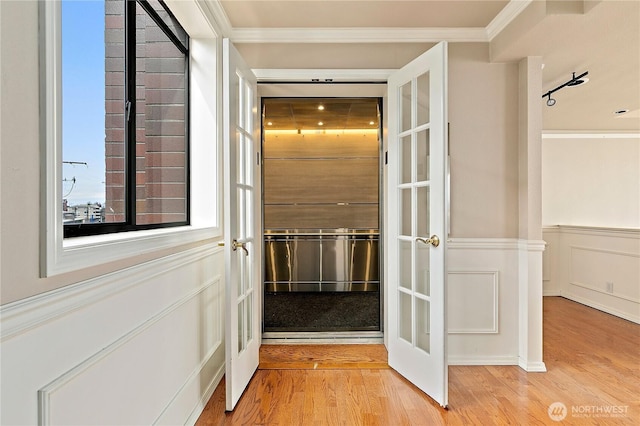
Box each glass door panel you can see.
[386,41,448,408]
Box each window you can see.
[62,0,189,238]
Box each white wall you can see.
[542,136,640,229]
[542,135,640,322]
[1,247,225,425]
[543,226,640,324]
[0,1,226,424]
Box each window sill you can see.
[45,225,221,277]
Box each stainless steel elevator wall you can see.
[262,100,381,294]
[264,233,379,292]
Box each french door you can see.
[385,41,449,407]
[222,38,261,411]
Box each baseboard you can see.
[184,363,225,426]
[448,356,519,366]
[560,292,640,324]
[518,359,547,372]
[543,291,561,297]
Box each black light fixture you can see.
[542,71,589,106]
[546,93,556,107]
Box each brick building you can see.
[104,0,187,225]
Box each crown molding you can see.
[228,27,489,44]
[204,0,232,36]
[253,68,395,82]
[208,0,530,44]
[486,0,533,41]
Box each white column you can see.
[517,56,547,372]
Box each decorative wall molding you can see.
[449,356,519,366]
[449,238,520,250]
[542,132,640,139]
[449,238,545,252]
[545,225,640,239]
[0,244,222,342]
[38,276,222,425]
[230,27,489,44]
[206,0,531,44]
[485,0,533,40]
[447,240,522,365]
[559,290,640,325]
[253,68,395,82]
[543,225,640,324]
[569,245,640,304]
[447,270,499,334]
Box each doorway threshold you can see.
[259,343,388,370]
[262,331,383,345]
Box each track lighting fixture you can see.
[546,94,556,107]
[542,71,588,107]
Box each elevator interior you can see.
[262,97,381,333]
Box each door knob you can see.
[232,239,249,256]
[416,235,440,247]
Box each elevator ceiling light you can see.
[318,121,324,126]
[267,121,273,126]
[318,105,325,111]
[369,121,375,125]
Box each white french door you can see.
[222,38,261,411]
[385,41,448,407]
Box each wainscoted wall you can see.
[543,226,640,324]
[447,239,528,366]
[0,244,225,425]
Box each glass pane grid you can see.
[416,297,431,354]
[397,75,434,351]
[237,299,245,354]
[416,71,430,127]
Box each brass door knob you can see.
[232,239,249,256]
[416,235,440,247]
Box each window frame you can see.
[40,0,222,277]
[63,0,191,238]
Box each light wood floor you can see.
[196,297,640,425]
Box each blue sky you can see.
[62,0,106,205]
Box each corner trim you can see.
[486,0,533,40]
[518,359,547,372]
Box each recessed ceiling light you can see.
[318,121,324,126]
[614,109,629,115]
[267,121,273,126]
[369,121,375,125]
[318,105,325,111]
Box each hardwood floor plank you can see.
[259,344,389,370]
[196,297,640,425]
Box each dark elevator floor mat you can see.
[263,291,380,332]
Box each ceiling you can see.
[263,98,379,130]
[207,0,640,132]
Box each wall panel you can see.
[543,226,640,324]
[447,239,521,365]
[1,245,225,425]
